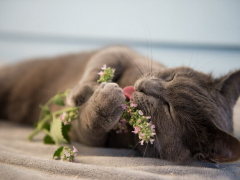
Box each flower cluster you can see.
[112,119,129,134]
[97,64,115,83]
[60,146,78,162]
[60,110,79,125]
[120,101,156,145]
[96,64,156,145]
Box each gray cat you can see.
[0,46,240,163]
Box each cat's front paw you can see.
[92,82,126,113]
[89,82,126,130]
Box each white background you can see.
[0,0,240,76]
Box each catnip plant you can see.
[28,89,79,162]
[116,102,156,145]
[28,64,155,162]
[98,65,156,145]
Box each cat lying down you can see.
[0,46,240,163]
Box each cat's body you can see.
[0,46,240,163]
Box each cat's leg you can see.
[67,47,138,145]
[72,82,125,146]
[67,46,132,107]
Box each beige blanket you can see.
[0,99,240,180]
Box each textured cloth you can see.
[0,99,240,180]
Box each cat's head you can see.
[133,67,240,163]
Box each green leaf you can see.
[53,146,64,159]
[53,93,65,106]
[50,116,68,145]
[62,124,71,143]
[43,122,51,131]
[43,135,55,144]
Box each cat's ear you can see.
[215,69,240,106]
[203,122,240,163]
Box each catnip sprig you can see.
[120,101,156,145]
[60,110,79,125]
[97,64,115,83]
[28,89,79,145]
[53,146,78,163]
[112,119,129,134]
[97,64,156,145]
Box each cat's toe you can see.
[95,82,125,105]
[67,83,98,106]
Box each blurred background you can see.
[0,0,240,77]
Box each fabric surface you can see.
[0,99,240,180]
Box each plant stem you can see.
[52,107,79,116]
[42,129,51,137]
[28,115,51,141]
[38,97,55,122]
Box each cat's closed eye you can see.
[165,102,171,114]
[164,75,175,82]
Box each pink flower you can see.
[138,110,143,116]
[98,71,104,76]
[140,140,144,145]
[130,102,138,107]
[120,119,127,124]
[60,112,67,121]
[121,104,127,110]
[146,116,151,119]
[64,150,70,157]
[150,139,154,144]
[73,146,78,153]
[132,126,140,134]
[101,64,107,70]
[138,119,141,123]
[151,132,156,136]
[140,133,145,137]
[151,125,155,130]
[64,121,68,125]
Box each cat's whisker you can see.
[192,56,207,72]
[113,45,144,78]
[196,58,218,73]
[125,139,141,157]
[155,135,161,159]
[141,20,151,74]
[143,142,149,158]
[131,68,143,79]
[185,117,203,151]
[145,20,153,73]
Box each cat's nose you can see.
[135,78,163,97]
